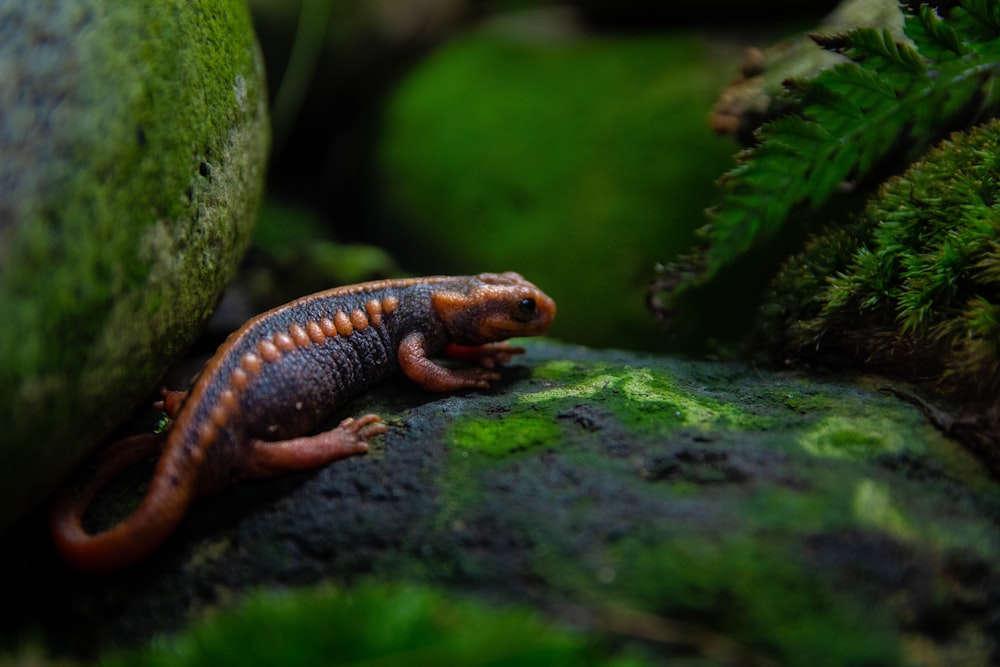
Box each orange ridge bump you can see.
[258,339,282,363]
[241,352,263,375]
[334,311,354,336]
[220,388,239,411]
[240,352,264,375]
[289,323,310,347]
[350,309,369,331]
[210,404,228,427]
[230,367,250,390]
[381,295,399,314]
[198,422,216,447]
[319,317,337,337]
[273,331,296,352]
[365,300,383,327]
[189,445,206,466]
[306,320,326,344]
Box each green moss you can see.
[448,409,561,458]
[762,119,1000,404]
[851,479,917,542]
[0,0,268,525]
[526,359,779,435]
[101,582,644,667]
[605,537,903,667]
[797,416,909,461]
[380,33,736,351]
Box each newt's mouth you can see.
[482,320,552,338]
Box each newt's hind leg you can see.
[240,414,386,478]
[153,388,187,418]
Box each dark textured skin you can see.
[193,280,449,484]
[50,272,556,573]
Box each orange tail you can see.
[49,433,193,573]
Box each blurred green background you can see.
[245,0,837,351]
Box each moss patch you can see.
[0,0,268,525]
[526,360,776,434]
[100,582,643,667]
[798,416,908,460]
[761,119,1000,407]
[448,407,561,458]
[605,537,902,667]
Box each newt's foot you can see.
[338,413,389,441]
[457,367,503,388]
[243,414,387,478]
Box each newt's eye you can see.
[513,297,536,322]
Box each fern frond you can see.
[949,0,1000,41]
[903,5,969,59]
[814,27,927,75]
[655,0,1000,309]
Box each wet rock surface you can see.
[6,341,999,665]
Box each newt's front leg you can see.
[398,333,504,392]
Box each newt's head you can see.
[432,272,556,344]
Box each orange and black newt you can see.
[51,272,556,573]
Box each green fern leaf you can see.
[809,63,899,111]
[904,5,969,58]
[949,0,1000,41]
[817,27,927,76]
[655,0,1000,312]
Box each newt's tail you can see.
[49,433,191,573]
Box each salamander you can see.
[51,272,556,573]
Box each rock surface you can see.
[6,341,998,666]
[0,0,269,526]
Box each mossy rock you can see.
[6,342,998,665]
[0,1,269,528]
[377,31,737,352]
[761,120,1000,407]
